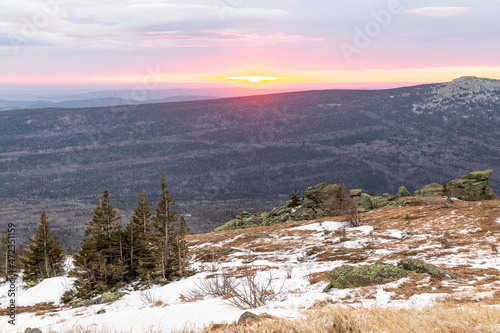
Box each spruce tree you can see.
[125,192,154,281]
[22,212,65,283]
[172,215,189,278]
[152,172,177,281]
[72,190,124,297]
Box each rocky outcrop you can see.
[396,186,411,197]
[214,170,497,232]
[445,170,496,201]
[304,183,342,211]
[216,183,341,231]
[414,183,444,197]
[215,211,265,232]
[324,259,458,291]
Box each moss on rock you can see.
[326,262,410,290]
[446,170,496,201]
[397,259,458,279]
[397,186,412,197]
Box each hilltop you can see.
[1,195,499,332]
[0,77,499,249]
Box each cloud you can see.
[405,7,471,17]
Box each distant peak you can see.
[450,76,498,84]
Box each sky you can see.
[1,0,500,92]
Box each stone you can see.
[446,170,496,201]
[25,329,43,333]
[416,183,444,197]
[349,189,363,197]
[215,212,265,231]
[397,259,459,279]
[97,309,106,314]
[304,183,342,211]
[325,262,410,290]
[396,186,411,197]
[238,311,258,324]
[325,259,460,292]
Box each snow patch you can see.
[17,277,76,306]
[292,221,349,232]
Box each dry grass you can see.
[171,303,500,333]
[48,303,500,332]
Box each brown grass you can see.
[180,303,500,333]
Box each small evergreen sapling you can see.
[22,212,65,283]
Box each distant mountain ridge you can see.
[0,76,498,249]
[0,87,283,111]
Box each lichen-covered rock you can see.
[325,262,410,290]
[304,182,342,211]
[215,212,265,231]
[446,170,496,201]
[354,195,374,211]
[349,189,363,197]
[99,292,126,303]
[415,183,444,197]
[397,259,459,279]
[397,186,412,197]
[238,311,258,324]
[72,292,127,308]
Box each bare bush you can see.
[189,272,237,299]
[201,261,222,273]
[138,285,157,306]
[325,181,361,227]
[188,269,285,309]
[225,269,285,309]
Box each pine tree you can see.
[72,190,124,298]
[22,212,65,283]
[0,231,8,280]
[152,172,177,281]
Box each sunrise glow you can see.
[223,76,284,83]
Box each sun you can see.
[223,76,284,83]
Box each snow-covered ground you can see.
[1,199,500,333]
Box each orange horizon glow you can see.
[1,66,499,88]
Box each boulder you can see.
[415,183,444,197]
[325,259,459,291]
[238,311,258,324]
[25,329,43,333]
[349,189,363,197]
[397,259,458,279]
[304,183,342,211]
[325,262,410,290]
[446,170,496,201]
[215,212,265,231]
[396,186,412,197]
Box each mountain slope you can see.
[0,77,498,247]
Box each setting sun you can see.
[223,76,284,83]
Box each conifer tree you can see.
[72,190,124,297]
[22,212,65,283]
[152,172,177,281]
[125,192,154,281]
[172,215,189,278]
